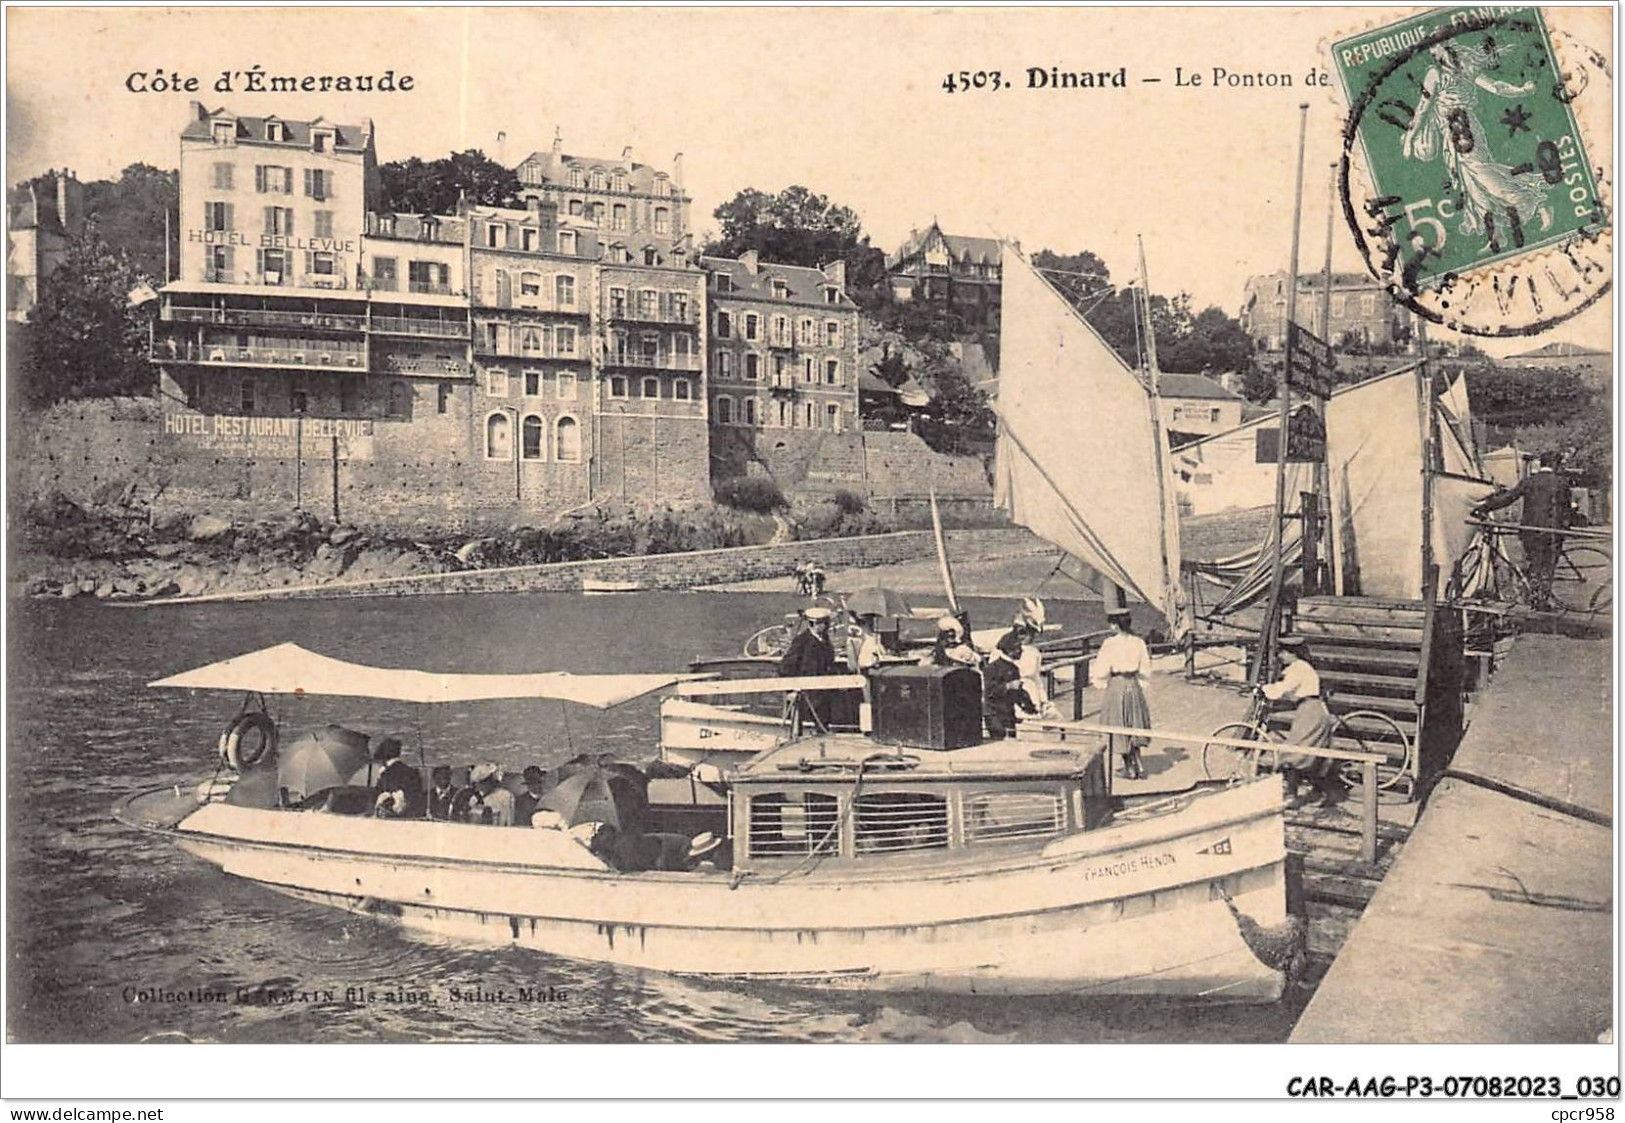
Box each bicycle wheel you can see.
[1550,545,1611,615]
[1332,709,1414,792]
[1202,722,1274,783]
[743,624,792,659]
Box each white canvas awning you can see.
[149,642,702,708]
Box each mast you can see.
[1309,162,1336,596]
[1137,234,1176,631]
[1416,319,1435,595]
[1252,103,1311,685]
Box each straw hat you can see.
[470,762,502,784]
[688,831,724,859]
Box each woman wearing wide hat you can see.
[1093,609,1153,779]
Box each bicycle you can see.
[1201,685,1415,794]
[1462,519,1611,616]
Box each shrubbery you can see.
[713,476,788,513]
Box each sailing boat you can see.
[994,244,1189,638]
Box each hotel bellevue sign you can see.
[163,411,375,459]
[186,229,359,254]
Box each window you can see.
[519,326,544,356]
[777,400,791,428]
[741,397,755,424]
[715,274,733,294]
[1361,294,1376,316]
[556,275,576,307]
[772,279,789,300]
[289,384,308,414]
[555,326,576,356]
[644,247,659,267]
[611,203,628,231]
[716,351,732,378]
[375,214,396,236]
[671,293,688,321]
[555,416,581,462]
[437,382,452,414]
[313,211,334,239]
[613,171,628,193]
[1331,295,1347,316]
[240,379,256,414]
[265,121,288,142]
[212,163,234,190]
[558,230,577,254]
[591,202,605,226]
[854,792,949,854]
[608,331,628,363]
[827,404,841,432]
[205,201,232,232]
[609,375,629,398]
[641,377,660,399]
[388,381,410,418]
[714,396,733,424]
[519,272,542,297]
[673,378,691,401]
[772,315,788,344]
[803,356,815,383]
[522,415,544,460]
[744,313,759,341]
[568,199,583,216]
[716,310,731,338]
[744,353,760,381]
[485,412,512,459]
[255,165,292,194]
[310,251,336,276]
[654,177,671,198]
[961,790,1065,843]
[774,354,788,382]
[653,207,670,235]
[747,792,839,858]
[568,167,583,188]
[207,244,233,280]
[260,248,288,284]
[420,218,439,241]
[640,335,660,361]
[798,317,814,344]
[521,227,538,252]
[263,206,294,235]
[371,256,397,291]
[212,121,234,145]
[1210,408,1222,423]
[556,373,576,400]
[303,169,330,201]
[805,401,817,428]
[825,359,840,384]
[485,368,509,397]
[409,261,449,294]
[485,223,505,249]
[591,168,607,190]
[824,286,840,304]
[524,370,542,396]
[638,289,658,318]
[825,320,842,347]
[673,333,691,358]
[311,130,330,153]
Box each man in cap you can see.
[1472,451,1571,612]
[780,605,838,729]
[372,736,425,819]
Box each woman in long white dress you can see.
[1093,610,1152,779]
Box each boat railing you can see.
[1031,719,1387,862]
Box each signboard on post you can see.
[1286,321,1334,399]
[1254,406,1325,464]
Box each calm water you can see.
[7,590,1309,1043]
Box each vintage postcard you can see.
[3,3,1615,1104]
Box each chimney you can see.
[739,249,759,275]
[621,145,633,168]
[823,259,847,291]
[56,172,84,239]
[551,127,563,156]
[672,152,684,189]
[189,99,207,122]
[497,130,507,165]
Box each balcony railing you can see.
[769,376,798,395]
[606,305,697,325]
[472,341,584,361]
[153,342,366,370]
[369,315,469,339]
[379,353,469,376]
[603,352,703,372]
[164,306,367,332]
[408,281,455,296]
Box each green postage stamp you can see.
[1332,7,1611,336]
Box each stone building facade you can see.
[886,222,1002,329]
[514,134,692,267]
[1240,270,1411,351]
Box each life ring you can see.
[219,712,278,771]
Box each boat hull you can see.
[126,778,1292,1000]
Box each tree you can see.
[81,163,178,284]
[1467,365,1593,429]
[377,150,520,214]
[704,186,886,295]
[19,228,153,406]
[1159,305,1256,374]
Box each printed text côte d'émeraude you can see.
[126,67,414,95]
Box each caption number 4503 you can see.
[942,71,1005,92]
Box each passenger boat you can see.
[116,643,1299,1000]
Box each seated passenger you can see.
[427,766,457,821]
[983,632,1037,738]
[372,737,425,819]
[575,823,725,872]
[514,766,549,827]
[924,616,979,667]
[456,763,516,826]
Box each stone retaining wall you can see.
[152,527,1047,604]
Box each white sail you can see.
[995,246,1187,637]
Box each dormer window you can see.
[653,177,670,198]
[311,129,334,153]
[568,166,583,188]
[265,121,289,143]
[715,274,733,294]
[613,171,628,193]
[377,214,396,236]
[824,286,839,304]
[591,168,607,190]
[420,218,439,241]
[212,120,235,145]
[558,230,577,254]
[772,279,789,300]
